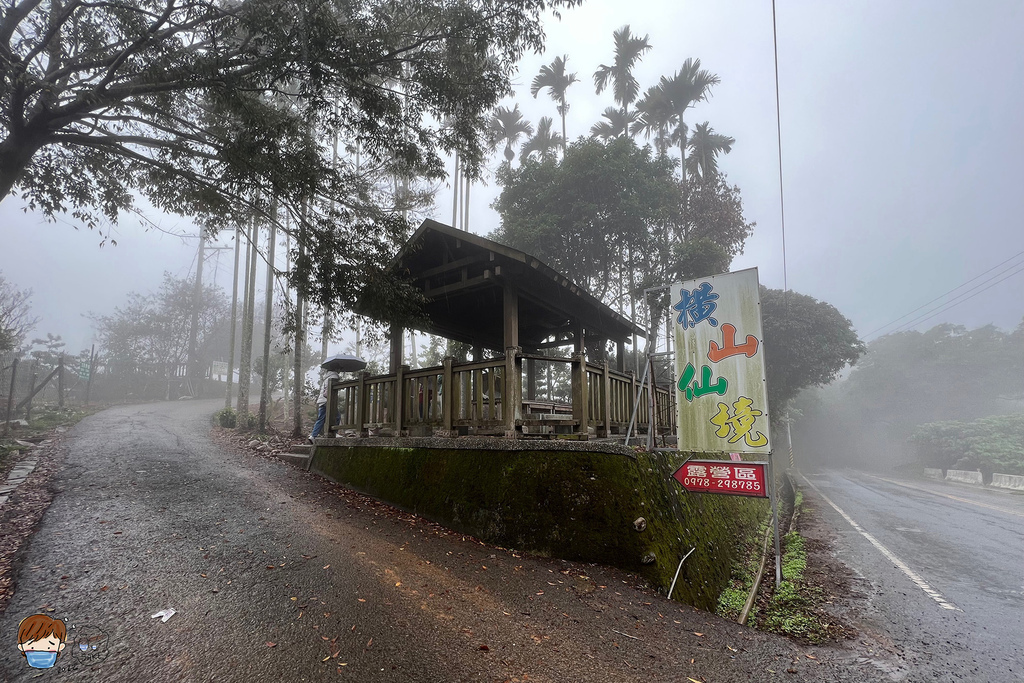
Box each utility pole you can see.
[225,226,241,409]
[186,232,206,396]
[258,199,278,433]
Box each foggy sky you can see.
[2,0,1023,355]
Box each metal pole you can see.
[4,358,18,436]
[769,454,782,587]
[667,547,696,600]
[786,416,795,469]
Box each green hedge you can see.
[311,443,766,610]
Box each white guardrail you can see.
[939,469,1024,491]
[991,473,1024,491]
[945,469,984,485]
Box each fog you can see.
[9,1,1022,473]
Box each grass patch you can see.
[755,501,832,644]
[715,514,771,622]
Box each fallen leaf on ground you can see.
[479,644,489,651]
[266,642,276,648]
[693,632,703,637]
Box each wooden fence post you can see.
[26,363,37,423]
[394,365,407,436]
[57,354,65,408]
[504,347,522,439]
[442,357,454,437]
[3,358,18,437]
[601,360,612,437]
[324,378,338,439]
[356,371,367,437]
[572,353,589,438]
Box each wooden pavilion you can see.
[325,220,675,439]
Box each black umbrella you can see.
[321,353,367,373]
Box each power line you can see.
[863,250,1024,339]
[771,0,788,295]
[880,263,1024,338]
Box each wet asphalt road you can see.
[799,470,1024,682]
[1,400,879,682]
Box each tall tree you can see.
[589,107,638,143]
[0,0,579,315]
[520,117,564,163]
[530,55,578,147]
[0,273,38,352]
[488,105,534,164]
[759,287,866,420]
[657,59,721,177]
[685,122,735,183]
[492,137,677,303]
[592,25,652,136]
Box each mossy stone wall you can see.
[311,441,766,610]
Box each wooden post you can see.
[84,344,95,406]
[526,357,537,401]
[324,378,337,439]
[389,324,404,374]
[442,357,454,437]
[57,354,64,408]
[601,360,612,437]
[356,371,367,437]
[25,363,37,422]
[572,352,589,438]
[3,358,17,437]
[504,347,521,439]
[616,340,625,373]
[503,283,519,350]
[394,364,408,435]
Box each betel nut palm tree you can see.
[488,104,534,164]
[593,25,652,138]
[589,107,638,143]
[686,122,735,183]
[520,117,564,162]
[530,55,579,148]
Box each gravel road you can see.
[1,400,872,682]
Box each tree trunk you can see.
[291,203,307,438]
[225,226,241,408]
[258,199,278,433]
[237,220,258,417]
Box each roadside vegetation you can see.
[717,486,852,644]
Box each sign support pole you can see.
[769,453,782,587]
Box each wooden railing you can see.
[324,349,674,440]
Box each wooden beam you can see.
[416,254,487,280]
[503,282,519,350]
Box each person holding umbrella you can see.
[309,354,367,442]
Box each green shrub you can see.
[214,408,237,428]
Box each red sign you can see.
[672,460,768,498]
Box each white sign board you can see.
[672,267,771,454]
[211,361,229,378]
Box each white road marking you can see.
[800,473,960,612]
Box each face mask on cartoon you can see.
[25,650,59,668]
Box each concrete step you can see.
[277,452,311,468]
[289,443,313,455]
